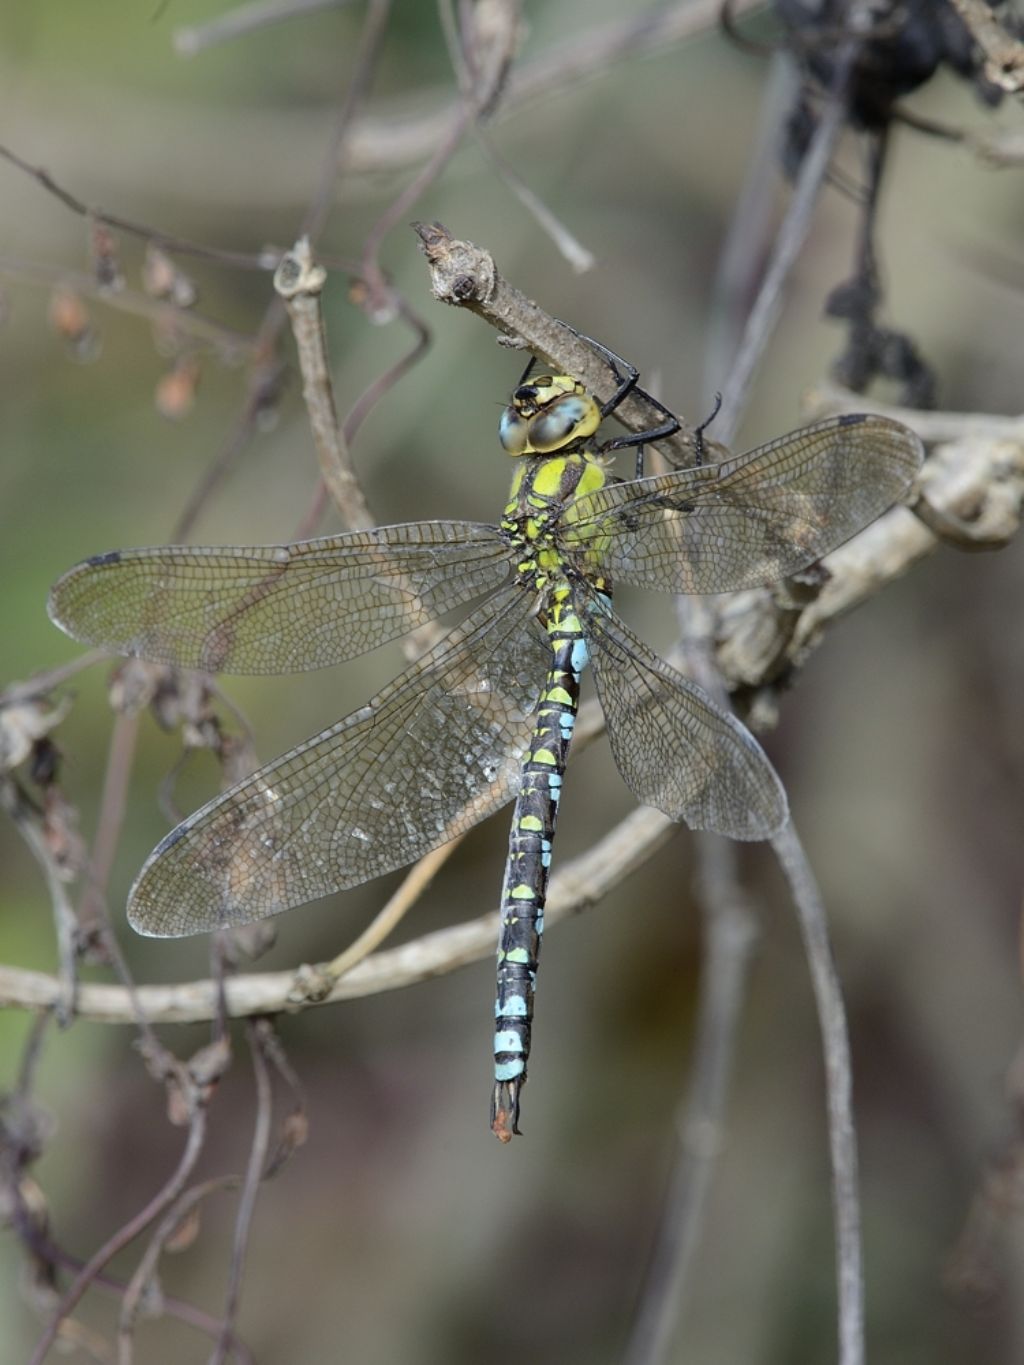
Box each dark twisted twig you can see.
[772,823,863,1365]
[116,1176,241,1364]
[27,1100,209,1365]
[210,1023,274,1365]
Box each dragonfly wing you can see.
[128,584,547,936]
[48,520,510,673]
[561,414,923,593]
[576,588,787,841]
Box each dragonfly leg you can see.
[515,353,539,387]
[558,326,682,473]
[693,391,723,467]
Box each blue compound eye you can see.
[498,406,530,456]
[528,395,594,453]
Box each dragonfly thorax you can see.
[501,449,612,597]
[502,450,609,532]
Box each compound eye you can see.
[528,395,593,453]
[498,405,529,456]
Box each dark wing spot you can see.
[837,413,867,428]
[87,550,122,566]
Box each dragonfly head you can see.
[498,374,601,457]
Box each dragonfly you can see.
[48,335,923,1140]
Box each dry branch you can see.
[0,808,676,1024]
[414,221,715,464]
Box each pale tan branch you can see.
[715,425,1024,689]
[413,221,713,464]
[0,808,676,1024]
[948,0,1024,91]
[274,238,375,531]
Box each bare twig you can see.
[0,144,276,272]
[624,836,759,1365]
[0,806,677,1025]
[170,359,283,541]
[324,837,466,979]
[76,711,139,942]
[28,1101,209,1365]
[805,384,1024,443]
[30,1233,255,1364]
[274,239,375,530]
[298,0,394,245]
[772,823,863,1365]
[210,1022,274,1365]
[439,0,596,272]
[175,0,357,56]
[0,255,256,355]
[14,1010,51,1098]
[290,295,433,543]
[713,428,1024,689]
[116,1176,241,1365]
[413,221,714,464]
[339,295,431,450]
[714,35,857,444]
[171,0,401,543]
[360,108,476,308]
[704,54,802,403]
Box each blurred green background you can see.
[2,2,1023,1362]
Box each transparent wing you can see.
[576,587,787,841]
[128,584,547,936]
[561,415,923,593]
[48,520,510,673]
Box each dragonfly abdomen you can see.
[491,601,588,1142]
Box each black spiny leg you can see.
[693,391,723,468]
[561,324,682,477]
[515,353,539,388]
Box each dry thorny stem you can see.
[5,4,1024,1363]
